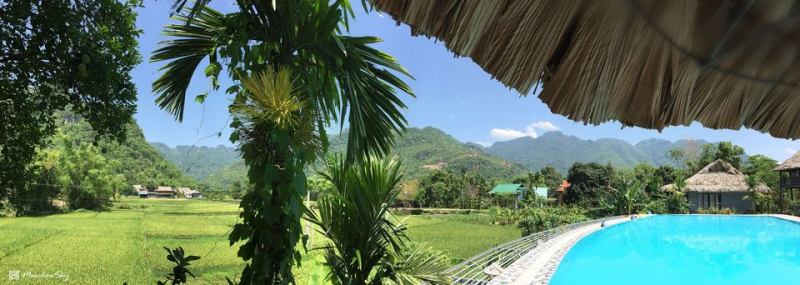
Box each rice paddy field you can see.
[0,198,517,284]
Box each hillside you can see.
[484,132,710,174]
[202,160,247,191]
[195,128,731,189]
[150,143,240,180]
[54,113,198,188]
[199,127,529,188]
[322,127,529,180]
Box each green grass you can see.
[402,215,519,263]
[0,198,518,284]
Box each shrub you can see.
[517,207,589,236]
[696,207,736,215]
[645,199,668,214]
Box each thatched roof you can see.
[661,159,769,193]
[775,150,800,171]
[374,0,800,139]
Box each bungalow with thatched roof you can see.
[662,159,769,212]
[774,151,800,211]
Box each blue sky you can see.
[132,3,800,162]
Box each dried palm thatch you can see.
[374,0,800,139]
[775,150,800,170]
[662,159,770,193]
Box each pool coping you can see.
[493,214,800,285]
[488,215,650,285]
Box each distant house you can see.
[488,184,529,200]
[153,186,174,198]
[532,186,548,198]
[662,159,769,213]
[775,151,800,212]
[176,187,202,198]
[134,185,148,198]
[556,180,570,205]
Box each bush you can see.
[645,199,667,214]
[488,207,518,225]
[644,192,690,214]
[517,207,589,236]
[696,207,736,215]
[664,193,691,214]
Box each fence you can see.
[446,216,620,284]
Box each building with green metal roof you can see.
[488,184,527,195]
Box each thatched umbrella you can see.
[374,0,800,139]
[661,159,769,193]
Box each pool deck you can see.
[771,214,800,223]
[488,214,800,285]
[489,215,648,285]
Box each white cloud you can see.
[529,121,559,131]
[489,121,559,141]
[787,148,797,154]
[475,141,492,147]
[490,128,535,140]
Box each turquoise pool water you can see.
[549,215,800,285]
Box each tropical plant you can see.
[157,247,201,285]
[600,180,644,215]
[151,2,413,283]
[488,206,519,225]
[743,175,764,213]
[671,174,687,193]
[517,206,588,236]
[304,155,450,285]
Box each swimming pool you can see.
[549,215,800,285]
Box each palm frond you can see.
[382,244,452,285]
[151,6,226,121]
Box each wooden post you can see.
[781,170,785,213]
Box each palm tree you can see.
[672,174,687,193]
[305,155,450,284]
[743,175,761,213]
[150,2,414,283]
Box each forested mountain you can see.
[196,128,724,189]
[150,143,240,180]
[198,127,529,189]
[484,132,710,174]
[320,127,529,180]
[202,160,247,191]
[54,114,199,189]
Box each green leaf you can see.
[194,93,207,104]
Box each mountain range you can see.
[152,127,530,190]
[152,127,715,189]
[483,131,708,174]
[149,143,240,180]
[322,127,529,180]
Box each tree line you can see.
[402,140,779,214]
